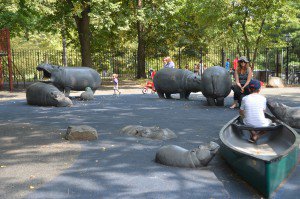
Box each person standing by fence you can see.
[163,57,175,68]
[193,64,199,75]
[233,56,239,73]
[225,58,230,71]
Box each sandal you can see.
[248,138,255,143]
[248,134,259,143]
[230,104,237,109]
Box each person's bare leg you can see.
[249,130,258,143]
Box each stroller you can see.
[142,70,156,94]
[142,80,156,94]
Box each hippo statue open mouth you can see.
[36,63,101,96]
[37,64,54,82]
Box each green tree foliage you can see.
[0,0,42,37]
[1,0,299,76]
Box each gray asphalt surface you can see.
[0,91,299,199]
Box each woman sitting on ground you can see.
[239,79,272,143]
[230,56,252,109]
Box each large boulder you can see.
[65,125,98,141]
[267,77,284,88]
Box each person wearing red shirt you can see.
[233,56,239,72]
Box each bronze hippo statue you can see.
[267,100,300,129]
[26,82,72,107]
[155,141,220,168]
[201,66,232,106]
[37,63,101,97]
[153,68,202,99]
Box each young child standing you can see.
[112,74,121,95]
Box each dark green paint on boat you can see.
[219,114,299,198]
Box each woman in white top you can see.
[163,56,175,68]
[239,79,272,142]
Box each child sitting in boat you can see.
[239,79,272,143]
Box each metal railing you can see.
[0,47,299,88]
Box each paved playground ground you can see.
[0,84,299,199]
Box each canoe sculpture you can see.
[219,113,299,198]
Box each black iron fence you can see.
[0,47,299,88]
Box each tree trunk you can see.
[61,23,67,66]
[136,0,146,78]
[252,18,266,70]
[66,0,92,67]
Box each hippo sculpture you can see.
[80,87,94,100]
[267,100,300,129]
[37,63,101,97]
[153,68,202,99]
[201,66,232,106]
[155,141,220,168]
[26,82,73,107]
[121,125,177,140]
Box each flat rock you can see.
[121,125,177,140]
[65,125,98,141]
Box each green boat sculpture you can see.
[219,113,299,198]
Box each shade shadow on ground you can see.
[0,92,299,199]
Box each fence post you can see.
[178,48,181,69]
[276,49,279,77]
[286,46,289,84]
[265,48,269,83]
[221,48,225,67]
[62,34,67,66]
[0,56,2,89]
[5,30,13,91]
[134,51,137,77]
[199,48,202,73]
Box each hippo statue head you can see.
[37,63,61,83]
[193,141,220,166]
[267,100,288,121]
[85,87,92,92]
[267,100,300,129]
[49,91,73,107]
[186,73,202,92]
